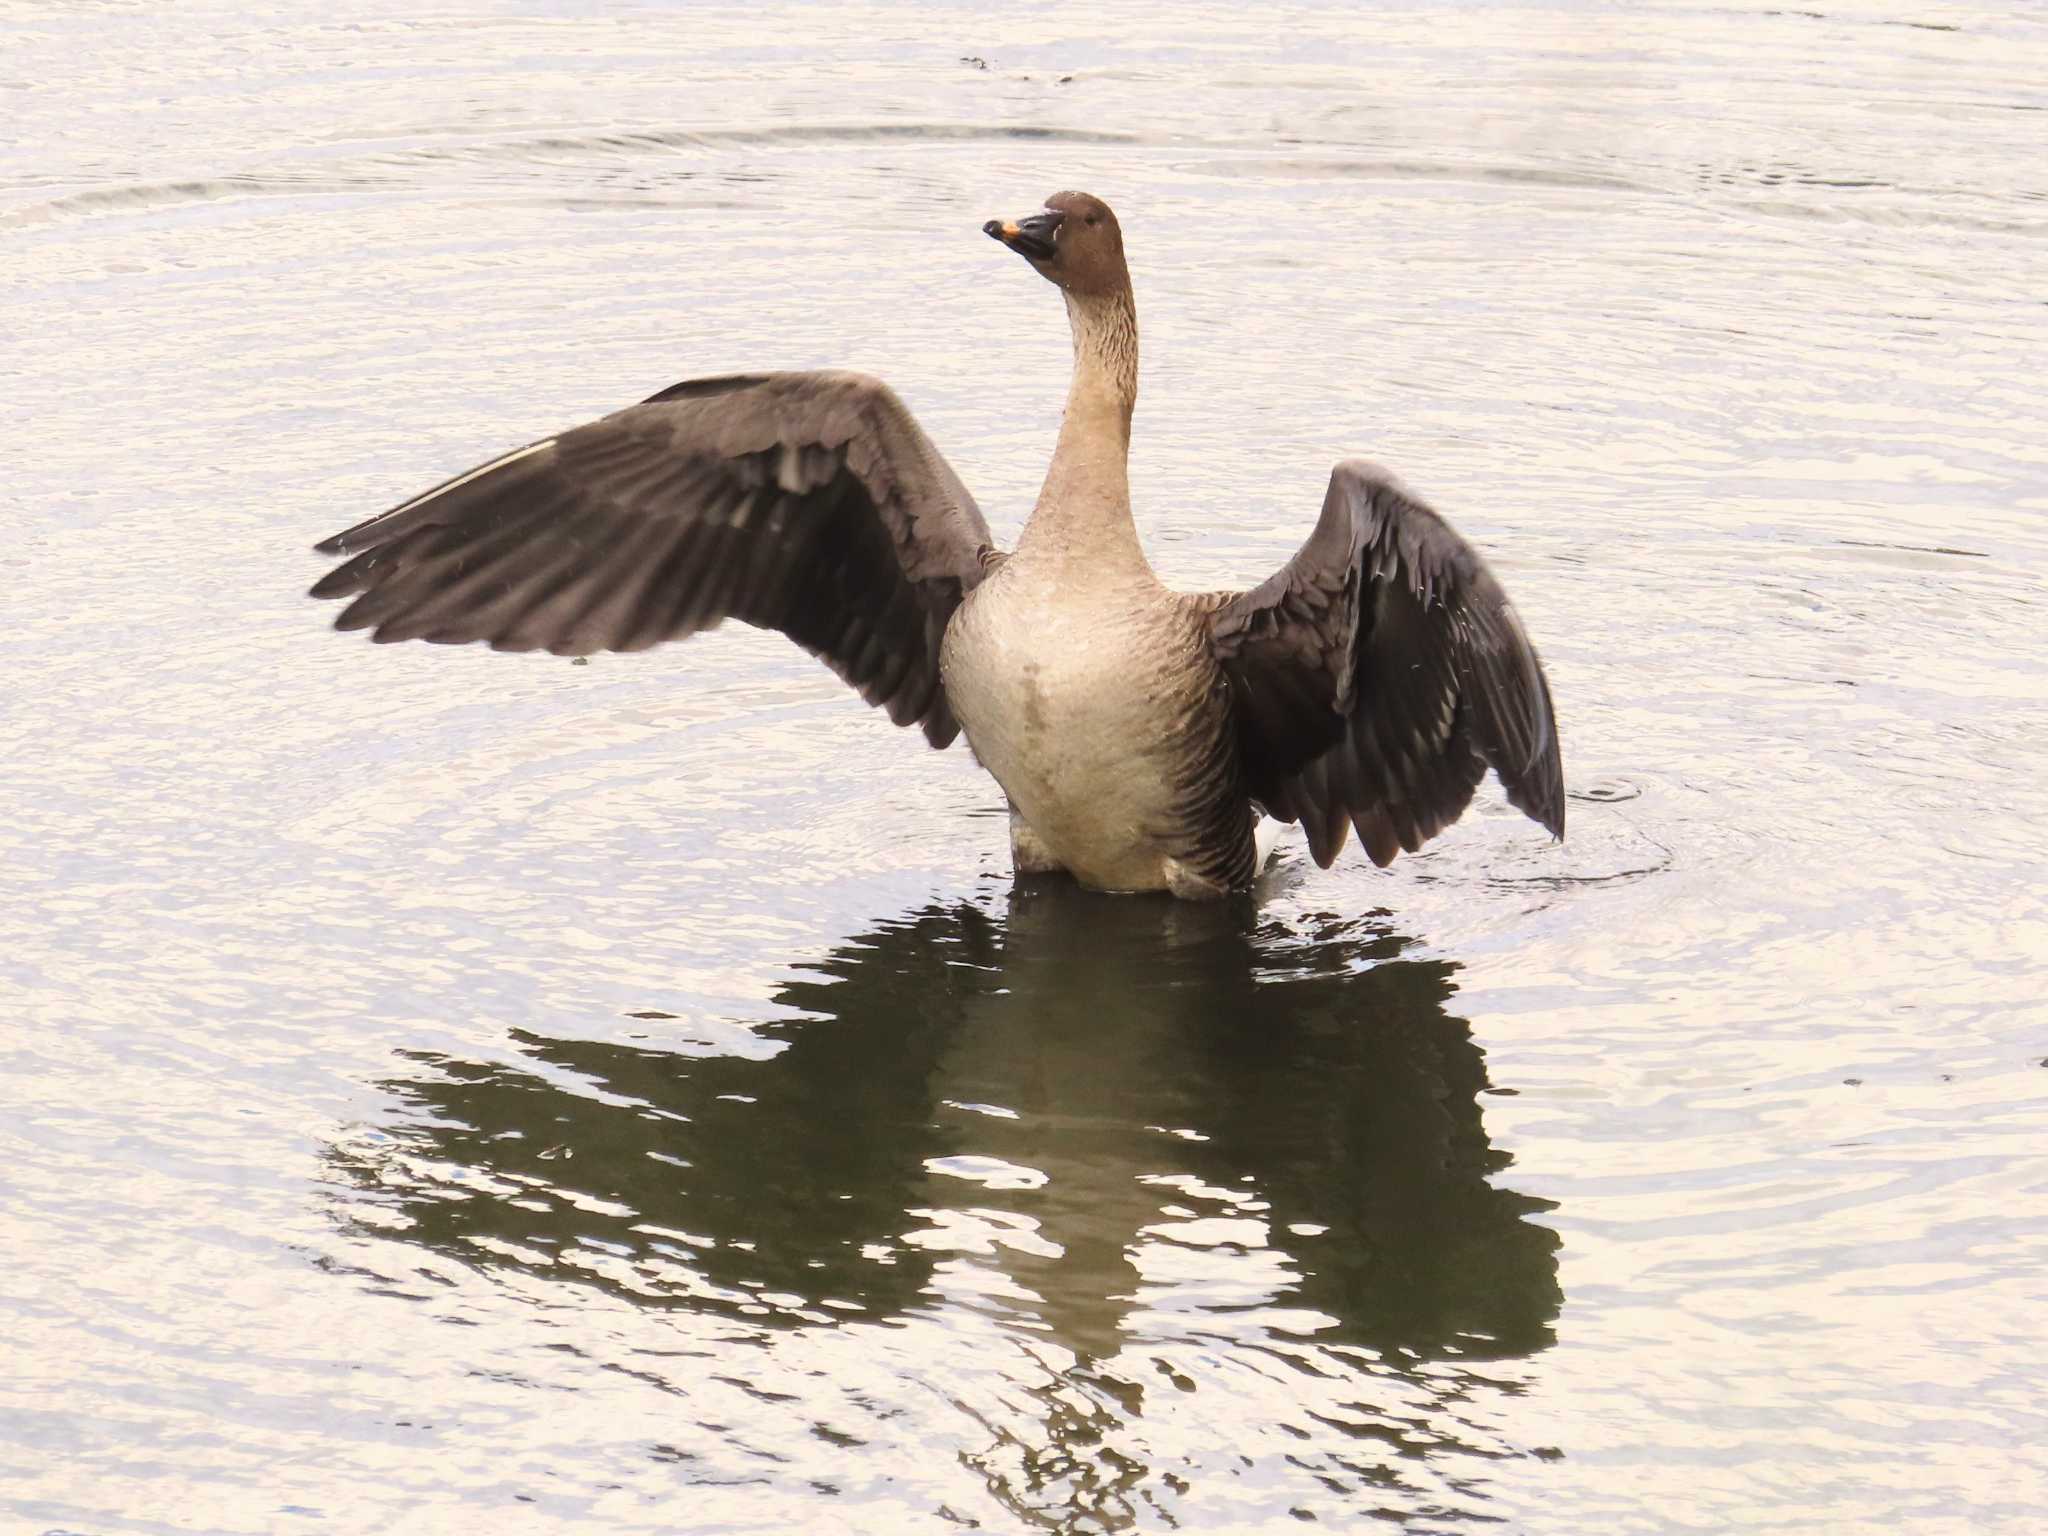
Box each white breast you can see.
[940,563,1197,891]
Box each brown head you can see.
[983,191,1129,299]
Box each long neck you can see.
[1018,282,1145,572]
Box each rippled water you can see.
[5,2,2046,1531]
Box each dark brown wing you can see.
[309,370,999,747]
[1202,459,1563,867]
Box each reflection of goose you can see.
[332,890,1558,1369]
[311,191,1562,896]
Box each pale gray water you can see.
[3,3,2046,1532]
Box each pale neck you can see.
[1061,284,1139,439]
[1017,283,1146,573]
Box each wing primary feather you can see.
[308,547,389,601]
[476,508,630,653]
[616,525,709,652]
[685,522,753,638]
[331,526,466,632]
[553,513,687,655]
[315,440,558,556]
[348,487,583,642]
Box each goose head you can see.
[984,191,1128,299]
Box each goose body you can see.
[943,557,1252,897]
[310,191,1563,899]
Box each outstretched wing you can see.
[1201,459,1563,867]
[310,370,999,747]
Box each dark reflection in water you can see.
[337,887,1559,1353]
[332,886,1559,1516]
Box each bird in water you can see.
[310,191,1563,899]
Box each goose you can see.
[310,190,1563,899]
